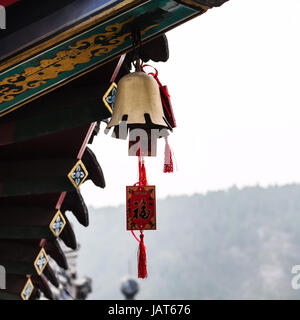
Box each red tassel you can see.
[138,156,148,186]
[138,232,147,279]
[164,137,174,173]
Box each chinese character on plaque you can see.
[126,185,156,230]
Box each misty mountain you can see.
[71,184,300,300]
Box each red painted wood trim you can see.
[55,191,66,210]
[77,122,96,160]
[55,122,96,210]
[0,0,20,7]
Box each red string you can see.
[133,139,148,187]
[132,151,147,242]
[131,230,141,243]
[142,64,171,117]
[131,145,149,278]
[138,156,148,186]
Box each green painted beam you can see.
[0,0,205,118]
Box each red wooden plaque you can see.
[126,185,156,230]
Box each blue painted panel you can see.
[0,0,124,60]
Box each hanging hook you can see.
[131,27,143,71]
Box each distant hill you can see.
[71,184,300,300]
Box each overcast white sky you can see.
[81,0,300,207]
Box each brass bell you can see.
[106,71,171,156]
